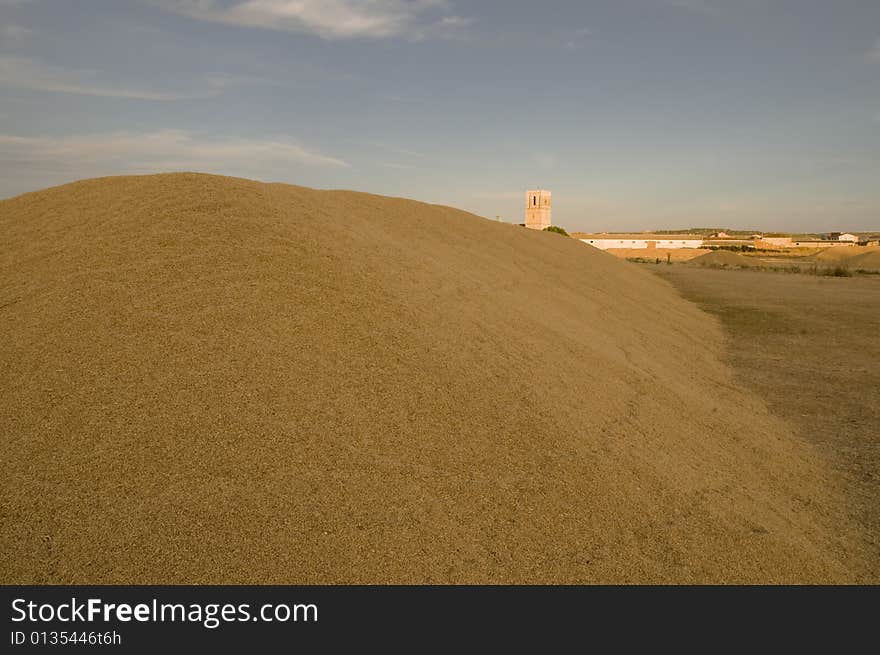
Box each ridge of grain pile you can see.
[689,250,754,267]
[0,173,864,583]
[813,247,855,263]
[849,250,880,270]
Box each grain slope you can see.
[0,173,864,583]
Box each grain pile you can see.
[812,246,880,265]
[689,250,754,267]
[849,250,880,270]
[0,173,866,583]
[813,247,857,263]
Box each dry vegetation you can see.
[603,247,710,262]
[740,246,880,274]
[0,173,874,583]
[595,242,880,272]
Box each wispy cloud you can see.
[376,161,415,170]
[382,94,426,104]
[365,139,426,158]
[564,26,592,50]
[0,56,236,100]
[153,0,470,40]
[664,0,721,15]
[0,23,31,47]
[436,15,469,28]
[0,129,349,179]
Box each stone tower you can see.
[525,189,551,230]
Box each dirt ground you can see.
[598,245,880,271]
[741,246,880,271]
[653,265,880,575]
[602,247,710,262]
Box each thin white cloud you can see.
[564,26,592,50]
[376,161,414,170]
[0,23,31,46]
[664,0,720,15]
[366,139,426,158]
[423,14,473,39]
[0,130,349,180]
[0,56,235,100]
[154,0,469,40]
[437,15,469,27]
[382,94,425,104]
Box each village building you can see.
[790,239,855,248]
[578,234,705,250]
[757,236,793,248]
[702,237,754,249]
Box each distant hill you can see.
[649,228,758,236]
[571,228,829,240]
[650,228,827,239]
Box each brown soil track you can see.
[602,247,710,262]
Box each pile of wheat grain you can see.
[0,173,867,583]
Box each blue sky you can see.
[1,0,878,232]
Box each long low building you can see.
[576,232,868,250]
[755,236,856,248]
[577,234,706,250]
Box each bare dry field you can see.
[653,266,880,577]
[597,244,880,271]
[603,247,710,262]
[740,246,880,272]
[1,173,875,583]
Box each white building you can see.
[838,233,858,242]
[758,236,793,247]
[579,234,705,250]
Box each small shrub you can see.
[706,244,754,252]
[544,225,569,237]
[812,265,852,277]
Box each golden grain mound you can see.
[689,250,754,267]
[813,247,856,263]
[849,250,880,270]
[813,245,880,264]
[0,174,866,583]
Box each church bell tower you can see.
[525,189,551,230]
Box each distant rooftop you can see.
[572,233,705,240]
